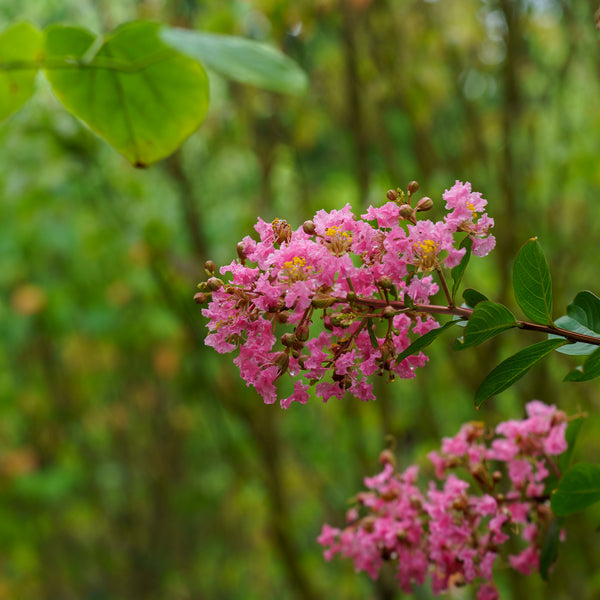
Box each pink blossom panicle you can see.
[201,182,495,408]
[318,401,570,597]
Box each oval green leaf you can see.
[45,21,209,166]
[0,22,43,123]
[564,346,600,382]
[513,238,553,325]
[395,319,458,364]
[450,236,472,303]
[551,463,600,517]
[549,315,599,356]
[457,301,517,350]
[567,291,600,334]
[474,338,568,407]
[539,517,564,581]
[160,27,308,96]
[462,288,488,308]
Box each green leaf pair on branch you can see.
[0,20,307,166]
[400,237,600,407]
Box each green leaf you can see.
[450,236,473,303]
[366,318,378,350]
[513,238,553,325]
[564,347,600,382]
[160,27,308,96]
[567,291,600,334]
[45,21,209,166]
[549,315,599,356]
[0,22,43,123]
[539,517,564,581]
[456,301,517,350]
[559,417,584,472]
[546,417,585,494]
[551,463,600,516]
[474,338,568,407]
[395,320,459,364]
[462,288,488,308]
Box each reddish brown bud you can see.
[399,205,414,220]
[408,180,419,194]
[416,196,433,212]
[361,516,376,533]
[236,242,247,262]
[379,449,396,468]
[204,260,216,274]
[281,333,295,347]
[295,324,310,341]
[276,311,291,323]
[382,306,396,319]
[378,276,393,289]
[193,292,209,304]
[386,189,399,202]
[207,277,224,291]
[302,220,316,235]
[273,352,289,375]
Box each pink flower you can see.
[202,181,496,406]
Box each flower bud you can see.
[204,260,216,275]
[197,282,209,292]
[273,351,289,375]
[193,292,209,304]
[382,306,396,319]
[281,333,295,347]
[416,196,433,212]
[408,180,419,194]
[346,291,356,302]
[378,449,396,468]
[386,189,398,202]
[207,277,224,291]
[291,349,300,359]
[378,276,393,289]
[312,293,336,309]
[399,205,414,220]
[236,242,247,262]
[295,324,310,341]
[302,220,316,235]
[361,516,376,533]
[276,311,291,323]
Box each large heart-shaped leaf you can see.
[0,22,43,123]
[160,27,308,95]
[45,21,209,166]
[513,238,553,325]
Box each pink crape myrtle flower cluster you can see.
[317,401,569,599]
[199,181,495,408]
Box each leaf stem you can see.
[335,296,600,347]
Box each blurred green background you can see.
[1,0,600,598]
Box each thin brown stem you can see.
[435,267,453,307]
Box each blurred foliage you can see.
[1,1,600,599]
